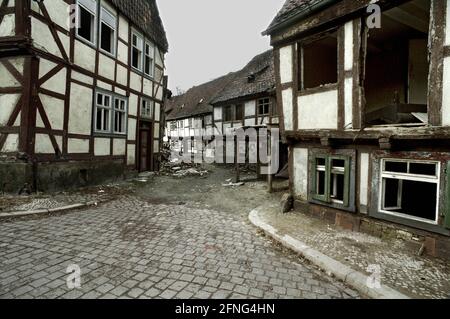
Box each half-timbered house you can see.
[265,0,450,257]
[0,0,168,192]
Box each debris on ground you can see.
[222,182,245,187]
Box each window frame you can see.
[258,98,271,116]
[99,5,117,57]
[312,155,351,207]
[131,30,144,71]
[94,89,128,136]
[113,96,127,135]
[76,0,98,46]
[144,40,155,78]
[378,158,441,225]
[140,98,154,120]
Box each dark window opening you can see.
[385,161,408,173]
[300,32,338,90]
[224,106,233,122]
[78,6,94,42]
[410,163,436,176]
[382,178,437,222]
[100,23,113,53]
[258,98,270,115]
[236,104,244,121]
[365,0,430,126]
[331,173,345,202]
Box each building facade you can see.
[265,0,450,257]
[0,0,168,192]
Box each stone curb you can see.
[0,201,99,219]
[249,207,411,300]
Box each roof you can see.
[112,0,168,52]
[264,0,335,35]
[211,50,275,104]
[165,73,237,121]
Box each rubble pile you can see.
[160,158,209,178]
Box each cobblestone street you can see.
[0,175,360,299]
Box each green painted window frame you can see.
[312,155,351,207]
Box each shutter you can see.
[445,161,450,229]
[79,0,97,14]
[101,7,116,29]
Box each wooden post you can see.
[235,135,240,183]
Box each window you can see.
[76,0,97,44]
[299,31,338,90]
[95,91,127,135]
[258,98,270,115]
[379,159,440,224]
[312,155,350,206]
[235,104,244,121]
[131,31,144,70]
[144,41,155,77]
[95,92,111,132]
[170,122,177,130]
[141,99,153,119]
[205,115,212,126]
[224,106,233,122]
[114,98,127,134]
[100,7,116,55]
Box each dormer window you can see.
[100,7,117,55]
[76,0,97,44]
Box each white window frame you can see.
[131,30,144,71]
[94,92,112,133]
[76,0,98,45]
[99,6,117,56]
[378,158,441,225]
[258,98,271,116]
[144,41,155,78]
[113,97,127,134]
[141,99,154,119]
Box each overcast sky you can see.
[157,0,285,94]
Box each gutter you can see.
[262,0,338,36]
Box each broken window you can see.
[299,31,338,90]
[312,155,350,206]
[364,0,430,126]
[132,31,144,70]
[100,7,116,55]
[380,159,439,224]
[258,98,270,116]
[77,0,97,44]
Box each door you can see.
[139,122,153,172]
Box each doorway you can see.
[139,121,153,172]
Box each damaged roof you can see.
[112,0,168,52]
[165,73,237,121]
[264,0,337,35]
[211,50,275,105]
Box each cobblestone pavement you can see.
[0,197,360,299]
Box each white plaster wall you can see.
[74,40,96,73]
[298,90,338,130]
[115,87,126,96]
[143,78,152,96]
[68,138,89,154]
[282,88,293,131]
[116,64,128,86]
[245,118,256,126]
[1,134,19,152]
[68,83,92,135]
[40,62,67,95]
[154,123,160,138]
[154,103,161,121]
[344,77,353,129]
[443,57,450,126]
[117,41,128,65]
[72,71,94,85]
[98,54,115,80]
[94,138,110,156]
[127,145,135,165]
[245,100,256,117]
[0,94,20,126]
[155,49,164,67]
[40,0,70,30]
[128,94,138,117]
[214,107,223,121]
[293,148,308,200]
[279,45,293,84]
[0,59,23,87]
[128,118,137,141]
[38,94,64,130]
[154,140,159,153]
[31,18,69,60]
[130,72,142,92]
[359,152,370,213]
[118,15,129,42]
[0,15,15,37]
[113,139,126,156]
[344,21,353,71]
[156,85,163,101]
[35,134,62,154]
[97,80,112,91]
